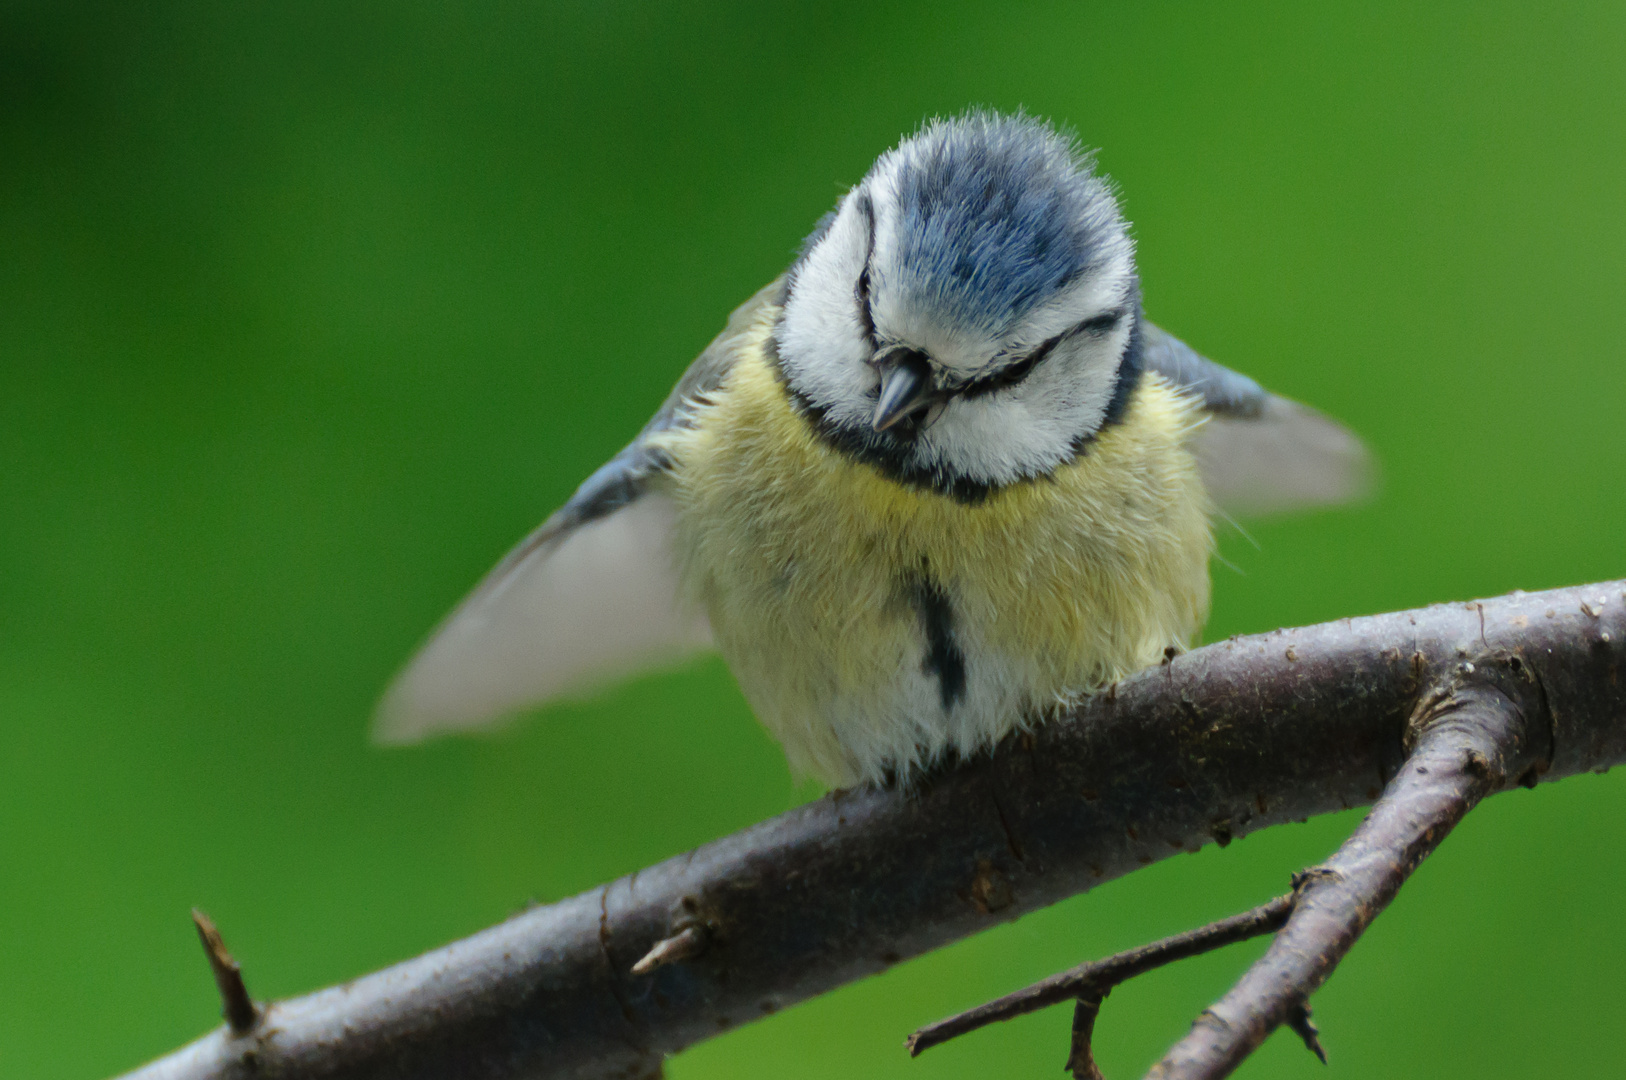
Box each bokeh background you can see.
[4,2,1625,1076]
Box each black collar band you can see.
[765,302,1146,506]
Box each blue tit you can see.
[375,112,1369,789]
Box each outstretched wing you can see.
[1141,322,1373,517]
[374,280,783,744]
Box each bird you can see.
[374,111,1368,789]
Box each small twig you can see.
[630,924,706,976]
[191,909,259,1036]
[1148,659,1542,1079]
[908,894,1293,1058]
[1066,995,1107,1080]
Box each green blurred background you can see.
[4,1,1625,1076]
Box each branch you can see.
[1147,660,1540,1077]
[906,893,1295,1059]
[113,582,1626,1080]
[914,651,1546,1077]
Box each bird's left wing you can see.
[1140,321,1374,517]
[373,279,783,744]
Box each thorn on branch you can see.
[631,924,707,976]
[191,908,259,1036]
[1286,1001,1327,1064]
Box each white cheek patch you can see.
[778,194,878,428]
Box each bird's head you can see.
[775,112,1142,499]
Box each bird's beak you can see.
[871,348,938,432]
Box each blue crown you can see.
[880,113,1125,333]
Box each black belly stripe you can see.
[907,571,967,711]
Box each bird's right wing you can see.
[1141,321,1374,517]
[373,279,784,744]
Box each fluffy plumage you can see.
[654,316,1210,785]
[375,113,1370,788]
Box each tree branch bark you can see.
[114,581,1626,1080]
[1148,655,1543,1077]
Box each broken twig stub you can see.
[190,909,258,1036]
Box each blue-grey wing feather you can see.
[1142,321,1373,516]
[480,277,783,575]
[1141,321,1268,419]
[546,280,779,527]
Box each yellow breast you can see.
[653,320,1213,788]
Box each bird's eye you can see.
[983,345,1048,391]
[959,336,1059,397]
[956,308,1126,399]
[1077,309,1124,335]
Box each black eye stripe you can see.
[958,341,1052,397]
[956,309,1125,398]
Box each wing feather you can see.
[373,279,783,743]
[1141,321,1374,516]
[374,494,709,743]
